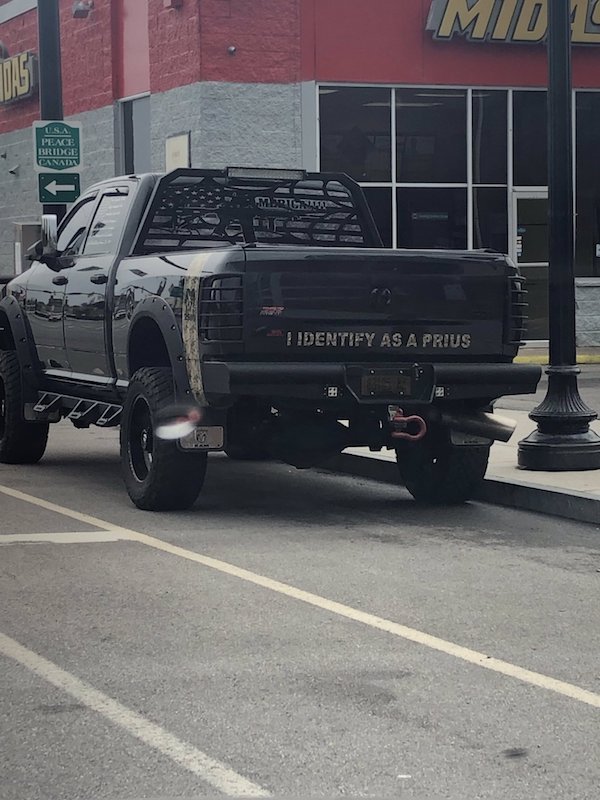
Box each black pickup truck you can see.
[0,167,540,510]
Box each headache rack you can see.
[133,167,382,254]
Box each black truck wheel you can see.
[0,351,49,464]
[396,436,490,505]
[120,368,207,511]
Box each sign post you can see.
[37,0,68,220]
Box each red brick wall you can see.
[1,0,304,135]
[0,0,114,134]
[148,0,201,92]
[60,0,114,115]
[0,7,38,134]
[149,0,302,93]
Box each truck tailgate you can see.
[243,247,514,360]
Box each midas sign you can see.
[427,0,600,44]
[0,51,37,104]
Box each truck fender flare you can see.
[127,297,194,404]
[0,295,42,403]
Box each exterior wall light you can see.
[163,0,184,8]
[72,1,93,19]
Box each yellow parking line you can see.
[515,355,600,364]
[1,483,598,711]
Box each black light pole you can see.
[518,0,600,470]
[38,0,67,222]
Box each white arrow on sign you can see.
[45,179,77,196]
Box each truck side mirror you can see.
[37,214,63,270]
[41,214,59,256]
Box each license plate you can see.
[180,426,224,450]
[361,373,412,397]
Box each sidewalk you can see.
[328,410,600,525]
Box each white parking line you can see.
[0,631,269,797]
[0,532,132,544]
[1,483,599,711]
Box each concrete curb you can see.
[325,453,600,526]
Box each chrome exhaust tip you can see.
[440,410,517,443]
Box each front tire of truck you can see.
[395,434,490,505]
[121,368,207,511]
[0,350,49,464]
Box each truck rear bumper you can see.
[202,361,542,405]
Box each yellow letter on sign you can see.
[437,0,496,41]
[571,0,600,44]
[18,53,30,97]
[514,0,548,43]
[491,0,520,40]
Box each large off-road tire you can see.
[120,368,207,511]
[396,435,490,505]
[0,350,49,464]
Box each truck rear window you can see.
[133,169,380,254]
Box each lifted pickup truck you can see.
[0,167,540,510]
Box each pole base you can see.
[518,365,600,471]
[518,428,600,471]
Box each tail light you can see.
[505,273,528,346]
[199,275,243,341]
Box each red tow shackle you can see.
[388,407,427,442]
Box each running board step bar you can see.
[26,392,122,427]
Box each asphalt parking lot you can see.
[1,423,599,800]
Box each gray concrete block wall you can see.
[0,105,115,278]
[576,280,600,346]
[150,81,303,172]
[0,126,42,276]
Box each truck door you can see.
[63,186,131,379]
[25,194,97,373]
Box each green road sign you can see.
[33,121,82,172]
[38,173,81,204]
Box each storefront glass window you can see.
[513,91,547,187]
[396,188,467,250]
[362,188,393,247]
[472,91,507,185]
[396,89,467,183]
[473,189,508,253]
[319,87,392,182]
[575,92,600,278]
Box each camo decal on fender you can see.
[182,254,212,406]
